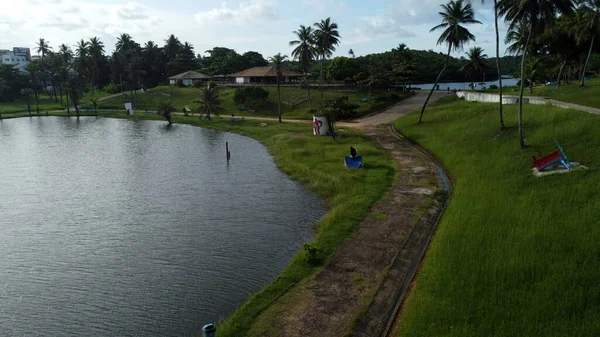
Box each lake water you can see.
[0,117,324,337]
[414,78,519,91]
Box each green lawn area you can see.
[99,85,411,120]
[0,90,111,113]
[2,109,395,337]
[481,77,600,108]
[394,96,600,336]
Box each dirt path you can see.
[245,91,450,337]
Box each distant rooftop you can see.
[168,70,211,80]
[229,66,301,78]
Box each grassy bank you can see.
[394,96,600,336]
[5,110,395,336]
[99,85,411,120]
[0,90,111,113]
[482,77,600,108]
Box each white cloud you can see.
[194,0,278,26]
[347,16,416,44]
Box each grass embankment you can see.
[482,77,600,108]
[99,86,411,119]
[0,90,111,113]
[394,96,600,336]
[6,109,395,336]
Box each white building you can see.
[0,47,31,71]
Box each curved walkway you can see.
[247,91,451,337]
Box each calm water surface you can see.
[0,117,324,337]
[415,77,518,90]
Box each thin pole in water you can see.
[226,142,231,162]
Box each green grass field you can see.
[99,85,411,120]
[483,77,600,108]
[2,109,395,336]
[394,96,600,336]
[0,90,111,113]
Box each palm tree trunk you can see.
[27,97,31,116]
[59,82,63,105]
[517,22,533,149]
[419,44,451,123]
[494,1,505,129]
[580,33,595,87]
[66,89,70,115]
[556,60,567,87]
[277,75,282,123]
[319,54,324,100]
[35,90,40,114]
[52,78,58,102]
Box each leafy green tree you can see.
[327,56,362,81]
[391,44,417,91]
[88,36,105,97]
[419,0,481,123]
[320,95,359,136]
[313,17,341,99]
[499,0,574,148]
[241,51,268,68]
[269,53,288,122]
[66,69,83,116]
[290,24,317,110]
[461,47,488,82]
[195,84,222,120]
[163,34,182,61]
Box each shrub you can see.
[319,96,359,123]
[103,83,121,94]
[193,80,205,88]
[233,86,269,108]
[302,244,323,266]
[176,79,186,88]
[489,84,498,90]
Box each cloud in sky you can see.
[194,0,278,26]
[0,0,509,59]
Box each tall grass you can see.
[394,96,600,336]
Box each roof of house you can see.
[229,66,302,78]
[168,70,212,80]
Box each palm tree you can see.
[392,44,417,91]
[577,0,600,86]
[290,25,317,110]
[87,37,105,97]
[498,0,574,148]
[481,0,506,128]
[348,49,355,57]
[419,0,481,123]
[157,100,176,125]
[313,17,341,99]
[36,38,52,58]
[461,47,488,81]
[195,84,222,121]
[269,53,289,122]
[20,88,34,116]
[504,19,530,55]
[116,33,135,52]
[164,34,182,60]
[90,98,101,116]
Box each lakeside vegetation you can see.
[394,96,600,336]
[94,86,410,120]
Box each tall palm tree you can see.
[290,25,317,110]
[195,84,222,120]
[157,100,176,125]
[116,33,134,52]
[481,0,506,128]
[164,34,182,60]
[461,47,488,81]
[36,38,52,58]
[419,0,481,123]
[348,49,355,57]
[504,19,531,55]
[269,53,289,123]
[313,17,341,99]
[87,37,105,96]
[577,0,600,86]
[498,0,574,148]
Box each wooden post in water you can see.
[226,142,231,162]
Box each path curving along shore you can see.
[242,90,452,337]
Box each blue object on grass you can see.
[359,98,369,102]
[344,155,363,169]
[238,105,246,110]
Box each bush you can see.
[320,96,359,122]
[193,80,205,88]
[489,84,498,90]
[176,79,186,88]
[233,86,269,108]
[302,244,323,266]
[103,83,121,94]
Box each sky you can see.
[0,0,511,59]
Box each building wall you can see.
[235,77,249,84]
[0,50,29,71]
